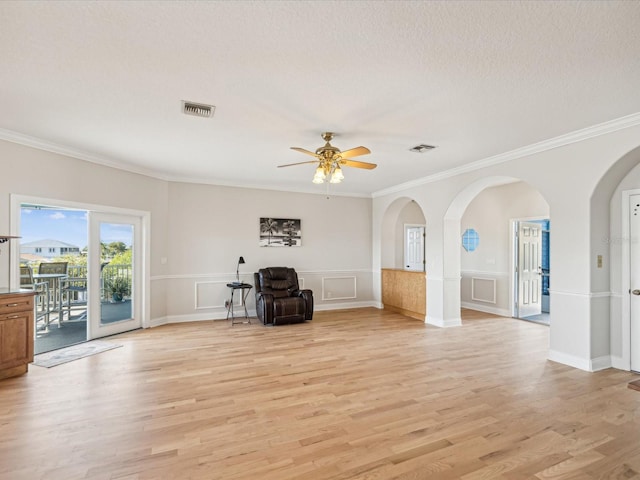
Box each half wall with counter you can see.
[381,268,426,320]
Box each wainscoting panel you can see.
[194,281,229,310]
[460,270,509,315]
[471,277,496,304]
[321,276,357,301]
[152,269,374,326]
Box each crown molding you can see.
[0,127,170,181]
[165,174,372,198]
[372,111,640,198]
[3,111,640,200]
[0,128,371,198]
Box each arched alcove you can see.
[380,196,428,320]
[380,197,425,269]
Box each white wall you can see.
[460,181,549,316]
[373,120,640,371]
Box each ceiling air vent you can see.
[410,144,436,153]
[182,101,215,118]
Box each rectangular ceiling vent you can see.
[410,144,436,153]
[182,101,215,118]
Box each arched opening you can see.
[592,144,640,370]
[441,176,551,328]
[380,197,427,320]
[459,181,550,323]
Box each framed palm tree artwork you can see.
[259,218,301,247]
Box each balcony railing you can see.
[67,264,132,302]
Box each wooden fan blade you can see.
[340,146,370,158]
[277,160,319,168]
[342,159,377,170]
[290,147,319,157]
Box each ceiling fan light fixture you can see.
[284,132,376,186]
[330,165,344,183]
[312,166,326,184]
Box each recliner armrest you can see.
[255,291,275,325]
[296,289,314,320]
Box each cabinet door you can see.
[0,312,30,368]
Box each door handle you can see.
[632,289,640,296]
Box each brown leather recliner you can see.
[254,267,313,325]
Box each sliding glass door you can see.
[12,195,149,351]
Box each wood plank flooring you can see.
[1,308,639,479]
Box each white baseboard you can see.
[590,355,612,372]
[148,302,379,327]
[549,350,614,372]
[315,300,379,311]
[548,349,592,371]
[461,301,510,318]
[425,316,462,328]
[611,355,630,371]
[148,316,168,328]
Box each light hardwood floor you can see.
[1,308,639,479]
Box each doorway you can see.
[404,224,425,271]
[11,196,149,354]
[629,194,640,372]
[513,218,550,324]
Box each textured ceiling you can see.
[1,1,640,196]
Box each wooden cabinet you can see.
[0,291,35,380]
[381,269,426,320]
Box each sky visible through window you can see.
[21,207,132,249]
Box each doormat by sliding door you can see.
[33,340,122,368]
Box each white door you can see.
[630,195,640,371]
[88,212,142,339]
[404,225,425,271]
[517,221,542,318]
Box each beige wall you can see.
[0,139,375,325]
[0,139,171,319]
[162,182,374,322]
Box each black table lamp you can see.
[236,256,245,283]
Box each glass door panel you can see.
[19,204,88,354]
[88,213,141,339]
[100,223,133,325]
